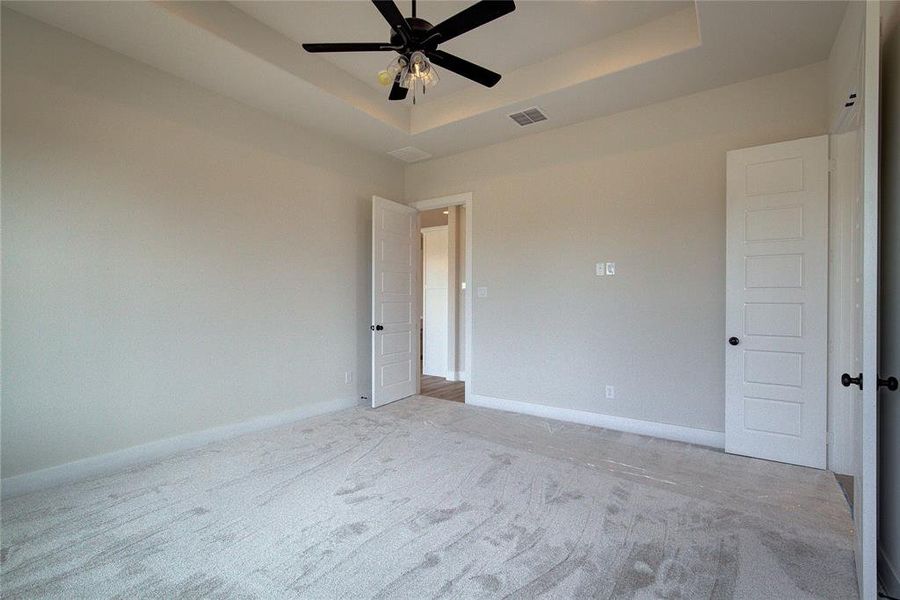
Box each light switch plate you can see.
[605,385,615,399]
[606,262,616,276]
[477,287,488,298]
[595,262,606,276]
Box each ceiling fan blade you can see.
[372,1,413,42]
[389,74,409,101]
[302,43,395,53]
[427,50,501,87]
[425,1,515,46]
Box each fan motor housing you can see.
[390,18,435,50]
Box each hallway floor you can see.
[420,374,465,403]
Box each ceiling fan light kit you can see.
[302,0,516,102]
[378,55,408,86]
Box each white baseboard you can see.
[446,370,466,382]
[879,545,900,596]
[1,397,357,499]
[468,393,725,449]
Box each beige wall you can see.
[419,208,449,228]
[0,11,404,478]
[456,206,466,377]
[406,63,828,433]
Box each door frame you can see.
[857,2,881,597]
[410,193,473,403]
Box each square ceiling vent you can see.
[508,107,548,126]
[388,146,432,163]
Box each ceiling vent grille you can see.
[508,107,548,126]
[387,146,432,163]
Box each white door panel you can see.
[725,135,829,469]
[856,4,881,596]
[372,196,419,408]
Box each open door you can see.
[878,3,900,597]
[854,3,881,597]
[371,196,419,408]
[724,135,829,469]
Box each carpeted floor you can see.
[1,396,857,599]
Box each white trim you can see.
[420,225,448,233]
[1,397,357,499]
[468,393,725,449]
[411,193,470,211]
[446,370,466,382]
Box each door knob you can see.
[878,376,899,392]
[841,373,863,389]
[370,324,384,331]
[728,337,740,346]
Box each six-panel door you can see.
[725,135,829,469]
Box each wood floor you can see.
[420,374,465,402]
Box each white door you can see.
[371,196,419,408]
[725,135,829,469]
[855,4,881,597]
[876,0,900,593]
[422,226,449,378]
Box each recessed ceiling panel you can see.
[232,1,692,99]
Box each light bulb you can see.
[409,52,428,78]
[379,56,408,86]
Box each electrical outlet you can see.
[605,262,616,276]
[477,286,488,298]
[344,371,353,385]
[605,385,615,399]
[595,262,606,276]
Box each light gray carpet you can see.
[1,396,857,599]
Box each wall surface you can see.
[1,10,404,478]
[406,63,828,433]
[879,2,900,594]
[456,206,466,378]
[828,2,866,133]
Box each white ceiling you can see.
[6,1,847,161]
[233,1,690,99]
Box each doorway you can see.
[419,206,466,403]
[371,193,473,408]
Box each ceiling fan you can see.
[302,0,516,101]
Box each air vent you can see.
[508,107,548,126]
[387,146,432,163]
